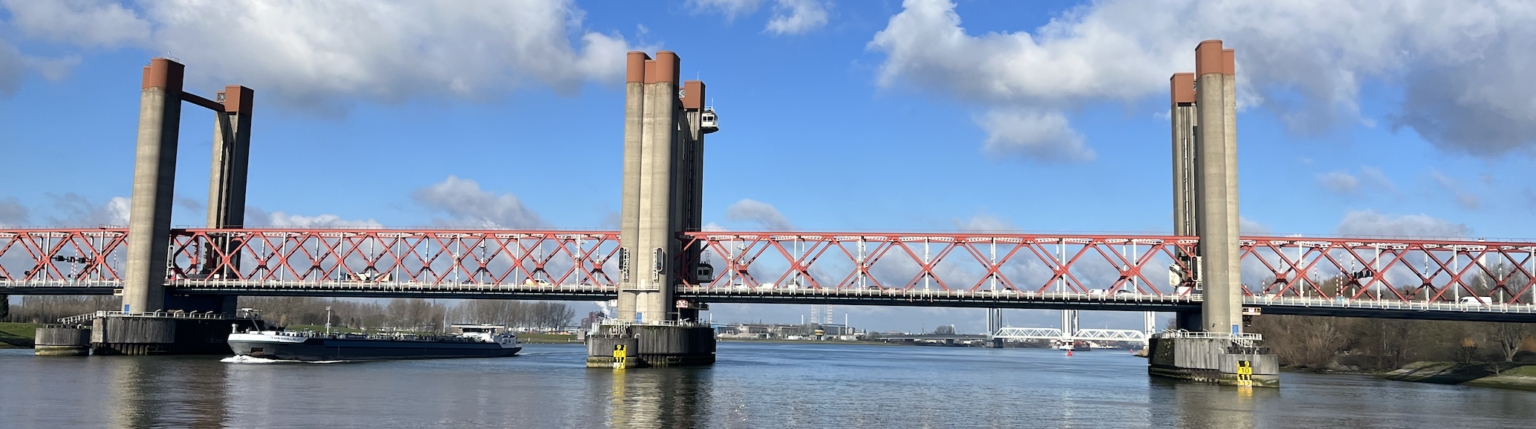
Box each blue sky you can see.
[3,0,1535,333]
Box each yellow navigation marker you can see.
[613,344,628,369]
[1236,360,1253,387]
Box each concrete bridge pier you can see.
[1152,40,1278,387]
[589,50,717,368]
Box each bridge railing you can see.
[678,232,1536,306]
[0,228,622,288]
[3,228,1533,308]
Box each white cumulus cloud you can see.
[44,193,130,226]
[952,211,1017,232]
[244,206,383,229]
[1429,170,1481,210]
[976,109,1094,162]
[765,0,829,35]
[411,176,545,229]
[0,0,634,113]
[1334,209,1470,238]
[689,0,830,35]
[1,0,151,47]
[724,199,794,231]
[1239,216,1269,235]
[1316,171,1361,194]
[868,0,1536,158]
[0,196,31,227]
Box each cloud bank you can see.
[412,176,546,229]
[1334,209,1470,238]
[0,0,633,113]
[869,0,1536,160]
[689,0,830,35]
[723,199,794,231]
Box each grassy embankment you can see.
[0,322,41,348]
[1380,362,1536,391]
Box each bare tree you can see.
[6,296,118,323]
[1490,322,1532,362]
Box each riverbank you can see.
[519,333,576,344]
[1380,362,1536,392]
[0,322,40,348]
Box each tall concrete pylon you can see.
[1170,41,1240,334]
[196,85,255,314]
[617,51,711,324]
[123,58,185,313]
[208,86,254,231]
[123,58,257,314]
[1169,72,1196,238]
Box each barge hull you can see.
[230,339,520,361]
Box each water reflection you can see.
[107,356,230,427]
[599,366,712,428]
[1150,377,1277,428]
[3,346,1534,428]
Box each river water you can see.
[1,343,1532,428]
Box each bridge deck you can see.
[4,281,1533,322]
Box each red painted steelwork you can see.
[3,228,1534,306]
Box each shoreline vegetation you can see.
[0,322,40,348]
[1249,312,1535,392]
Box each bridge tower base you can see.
[1147,334,1278,387]
[34,313,263,356]
[33,325,91,356]
[586,325,715,368]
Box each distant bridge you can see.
[991,327,1148,345]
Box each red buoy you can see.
[1067,350,1073,357]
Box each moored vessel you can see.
[1052,339,1091,352]
[228,324,521,361]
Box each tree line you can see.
[1236,271,1535,371]
[4,296,580,333]
[1248,315,1535,371]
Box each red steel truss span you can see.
[2,228,1533,318]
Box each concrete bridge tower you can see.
[590,50,718,367]
[1152,40,1277,387]
[122,58,186,314]
[122,58,255,315]
[1169,41,1241,335]
[615,51,713,324]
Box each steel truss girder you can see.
[3,228,1534,308]
[992,327,1147,342]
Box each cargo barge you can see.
[228,324,520,361]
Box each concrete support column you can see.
[123,58,185,314]
[1169,73,1196,238]
[1193,40,1241,334]
[619,51,681,324]
[677,80,708,323]
[207,86,254,230]
[1221,49,1241,324]
[191,85,254,315]
[642,52,680,324]
[617,52,648,323]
